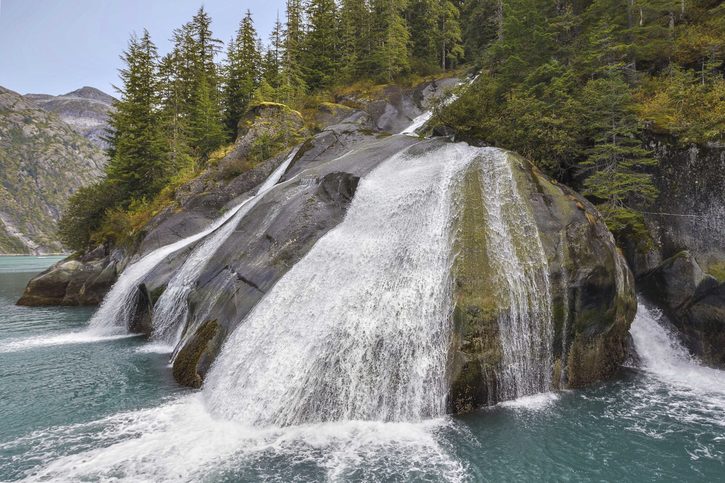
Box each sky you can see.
[0,0,282,96]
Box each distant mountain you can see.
[25,86,115,150]
[0,86,107,253]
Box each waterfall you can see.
[629,299,725,393]
[476,150,554,400]
[87,148,298,334]
[401,111,433,136]
[151,147,300,347]
[202,142,482,426]
[558,231,570,387]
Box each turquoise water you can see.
[1,256,724,481]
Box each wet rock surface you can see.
[449,153,636,411]
[640,251,725,367]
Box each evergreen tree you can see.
[224,10,263,134]
[460,0,499,60]
[338,0,371,79]
[438,0,465,69]
[280,0,308,103]
[158,49,193,171]
[262,14,285,90]
[302,0,339,90]
[579,73,658,243]
[106,30,169,202]
[406,0,440,68]
[370,0,411,81]
[187,7,226,156]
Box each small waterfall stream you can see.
[476,150,554,400]
[87,148,299,334]
[151,147,300,348]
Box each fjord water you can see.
[2,258,724,481]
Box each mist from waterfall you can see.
[151,148,299,349]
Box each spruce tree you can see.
[224,10,263,134]
[263,14,285,90]
[406,0,439,68]
[188,8,226,157]
[302,0,339,90]
[280,0,308,104]
[370,0,411,81]
[338,0,371,79]
[106,30,169,202]
[580,72,658,243]
[438,0,465,69]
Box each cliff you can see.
[0,86,107,253]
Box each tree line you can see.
[59,1,723,252]
[59,2,473,250]
[438,0,723,248]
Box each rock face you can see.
[447,153,636,412]
[17,245,120,306]
[338,77,460,133]
[20,78,635,412]
[621,137,725,369]
[625,137,724,277]
[640,251,725,367]
[0,86,107,253]
[25,86,115,150]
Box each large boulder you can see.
[448,151,636,411]
[640,251,725,367]
[17,245,120,306]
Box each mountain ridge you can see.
[0,85,107,253]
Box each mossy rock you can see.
[172,319,226,388]
[448,149,636,411]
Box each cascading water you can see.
[202,142,483,426]
[476,150,554,400]
[401,111,433,136]
[87,149,299,334]
[151,147,299,347]
[630,299,725,394]
[558,231,570,387]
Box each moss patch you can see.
[449,165,504,412]
[172,319,224,389]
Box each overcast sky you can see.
[0,0,281,95]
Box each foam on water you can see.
[3,395,464,483]
[498,392,560,411]
[0,331,138,353]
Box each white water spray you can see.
[151,148,300,347]
[203,142,483,426]
[401,111,433,136]
[630,300,725,395]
